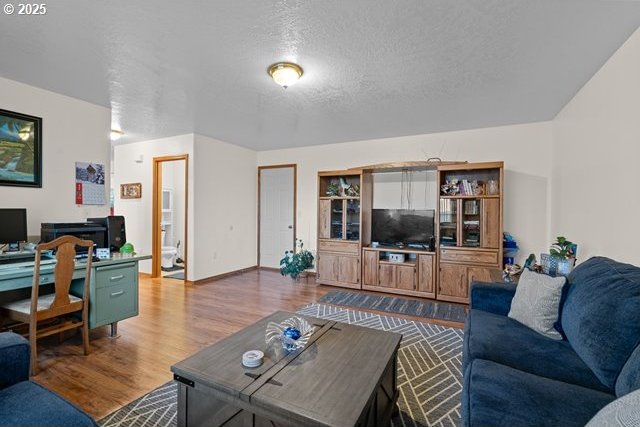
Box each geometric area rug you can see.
[99,303,464,427]
[319,289,468,323]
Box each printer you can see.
[41,222,106,253]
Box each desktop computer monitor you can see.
[0,208,27,248]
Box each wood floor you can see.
[30,269,461,420]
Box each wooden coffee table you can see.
[171,311,401,427]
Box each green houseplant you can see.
[280,239,314,281]
[544,236,577,276]
[550,236,576,259]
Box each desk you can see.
[0,253,151,336]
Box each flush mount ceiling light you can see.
[110,129,124,141]
[268,62,303,88]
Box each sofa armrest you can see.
[470,282,517,316]
[0,332,30,389]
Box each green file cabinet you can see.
[91,262,139,329]
[69,260,140,335]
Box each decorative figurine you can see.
[326,182,340,197]
[266,316,315,352]
[345,183,360,197]
[441,179,461,195]
[523,254,536,271]
[339,177,350,196]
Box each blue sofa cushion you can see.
[464,309,610,393]
[0,381,97,427]
[0,332,30,390]
[469,282,516,316]
[562,257,640,390]
[462,359,615,427]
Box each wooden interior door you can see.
[318,253,339,282]
[417,254,435,294]
[395,265,415,290]
[481,198,501,249]
[362,250,378,286]
[378,264,395,287]
[439,263,468,299]
[338,256,360,285]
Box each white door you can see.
[260,167,295,268]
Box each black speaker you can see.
[88,216,126,252]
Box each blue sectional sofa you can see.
[0,332,97,427]
[462,257,640,427]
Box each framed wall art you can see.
[0,109,42,188]
[121,182,142,199]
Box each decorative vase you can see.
[556,258,575,276]
[540,253,557,276]
[541,253,575,277]
[487,180,499,195]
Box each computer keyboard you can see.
[0,252,36,265]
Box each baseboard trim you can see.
[259,266,280,272]
[259,267,317,284]
[193,265,258,285]
[259,266,316,277]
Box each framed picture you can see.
[0,109,42,188]
[121,182,142,199]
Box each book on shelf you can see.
[456,179,481,196]
[439,199,456,213]
[464,200,479,215]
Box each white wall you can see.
[372,170,438,210]
[114,133,257,281]
[113,134,195,278]
[0,77,111,236]
[552,28,640,265]
[192,135,257,279]
[257,122,553,261]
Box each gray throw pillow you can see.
[508,269,566,340]
[585,389,640,426]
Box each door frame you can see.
[257,164,297,268]
[152,154,189,281]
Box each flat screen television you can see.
[371,209,435,247]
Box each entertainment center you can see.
[316,161,504,304]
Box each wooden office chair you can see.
[0,236,93,375]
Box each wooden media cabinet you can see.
[316,161,504,304]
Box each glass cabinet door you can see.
[345,199,360,241]
[330,199,343,239]
[439,199,457,246]
[462,199,481,247]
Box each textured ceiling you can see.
[0,1,639,150]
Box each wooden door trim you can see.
[257,164,297,268]
[152,154,189,283]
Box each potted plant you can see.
[280,239,314,282]
[550,236,577,259]
[542,236,577,276]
